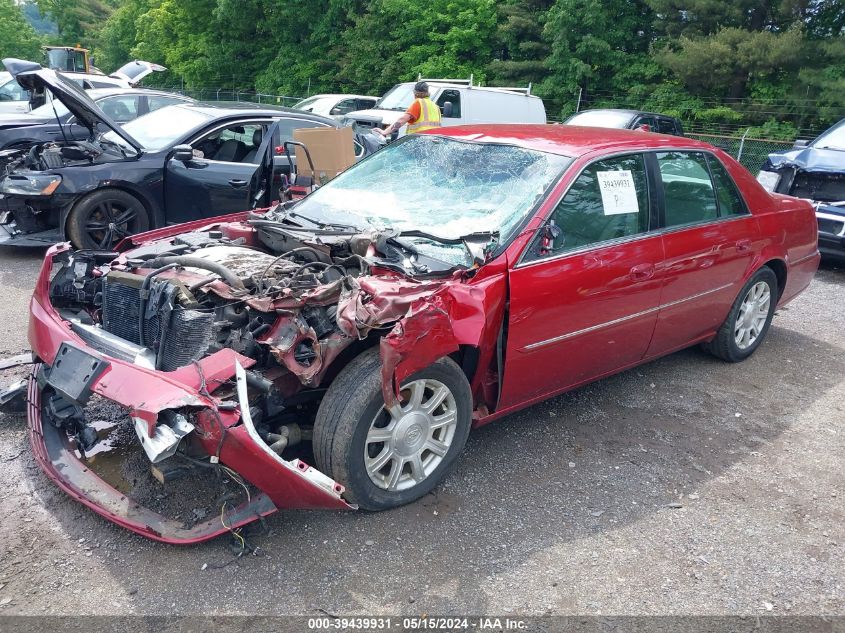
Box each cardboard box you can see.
[292,126,356,185]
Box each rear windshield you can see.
[566,110,635,129]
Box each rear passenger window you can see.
[540,154,650,256]
[657,151,718,227]
[706,156,747,216]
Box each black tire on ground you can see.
[701,266,779,363]
[313,347,472,510]
[66,189,150,250]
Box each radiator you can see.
[101,272,215,371]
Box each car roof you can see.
[182,102,338,124]
[430,124,710,157]
[84,87,195,100]
[300,93,377,100]
[572,108,678,120]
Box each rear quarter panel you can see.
[719,149,819,305]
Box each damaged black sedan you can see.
[0,58,353,249]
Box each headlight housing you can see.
[0,173,62,196]
[756,170,781,192]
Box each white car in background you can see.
[293,93,378,119]
[0,61,166,114]
[341,77,547,136]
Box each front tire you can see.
[66,189,150,250]
[702,266,778,362]
[313,348,472,510]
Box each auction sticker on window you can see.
[597,170,639,215]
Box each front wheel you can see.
[66,189,150,250]
[313,348,472,510]
[702,266,778,362]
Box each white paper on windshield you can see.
[596,170,639,215]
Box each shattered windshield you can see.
[292,135,571,265]
[812,121,845,151]
[375,84,416,111]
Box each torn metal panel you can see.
[379,295,460,409]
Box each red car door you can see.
[646,151,759,357]
[500,153,665,408]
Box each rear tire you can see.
[702,266,778,362]
[313,348,472,510]
[66,189,150,250]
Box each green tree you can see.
[94,0,151,73]
[0,0,42,60]
[36,0,115,44]
[647,0,812,99]
[338,0,498,95]
[487,0,554,88]
[542,0,659,116]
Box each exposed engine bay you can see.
[1,139,112,174]
[44,204,478,473]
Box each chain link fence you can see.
[158,86,304,107]
[686,132,795,173]
[155,84,803,174]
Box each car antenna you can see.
[49,94,70,145]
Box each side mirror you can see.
[172,144,193,162]
[538,222,562,256]
[792,139,809,149]
[442,101,454,118]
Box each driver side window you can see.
[534,154,650,258]
[192,122,266,163]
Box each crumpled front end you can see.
[27,241,354,544]
[24,212,505,542]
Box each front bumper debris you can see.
[26,244,352,543]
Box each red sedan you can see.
[23,125,819,542]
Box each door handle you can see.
[228,179,248,188]
[736,239,752,253]
[629,263,655,281]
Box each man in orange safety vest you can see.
[376,81,441,138]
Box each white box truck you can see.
[341,76,546,135]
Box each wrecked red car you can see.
[23,125,819,543]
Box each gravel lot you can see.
[0,245,842,617]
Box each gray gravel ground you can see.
[0,245,842,617]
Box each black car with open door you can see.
[0,58,359,249]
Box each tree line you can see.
[2,0,844,137]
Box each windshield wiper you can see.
[398,230,500,266]
[285,208,359,231]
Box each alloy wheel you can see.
[84,200,140,249]
[364,378,458,492]
[734,281,771,350]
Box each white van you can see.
[341,76,546,135]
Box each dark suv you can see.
[565,108,684,136]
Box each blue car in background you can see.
[757,119,845,260]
